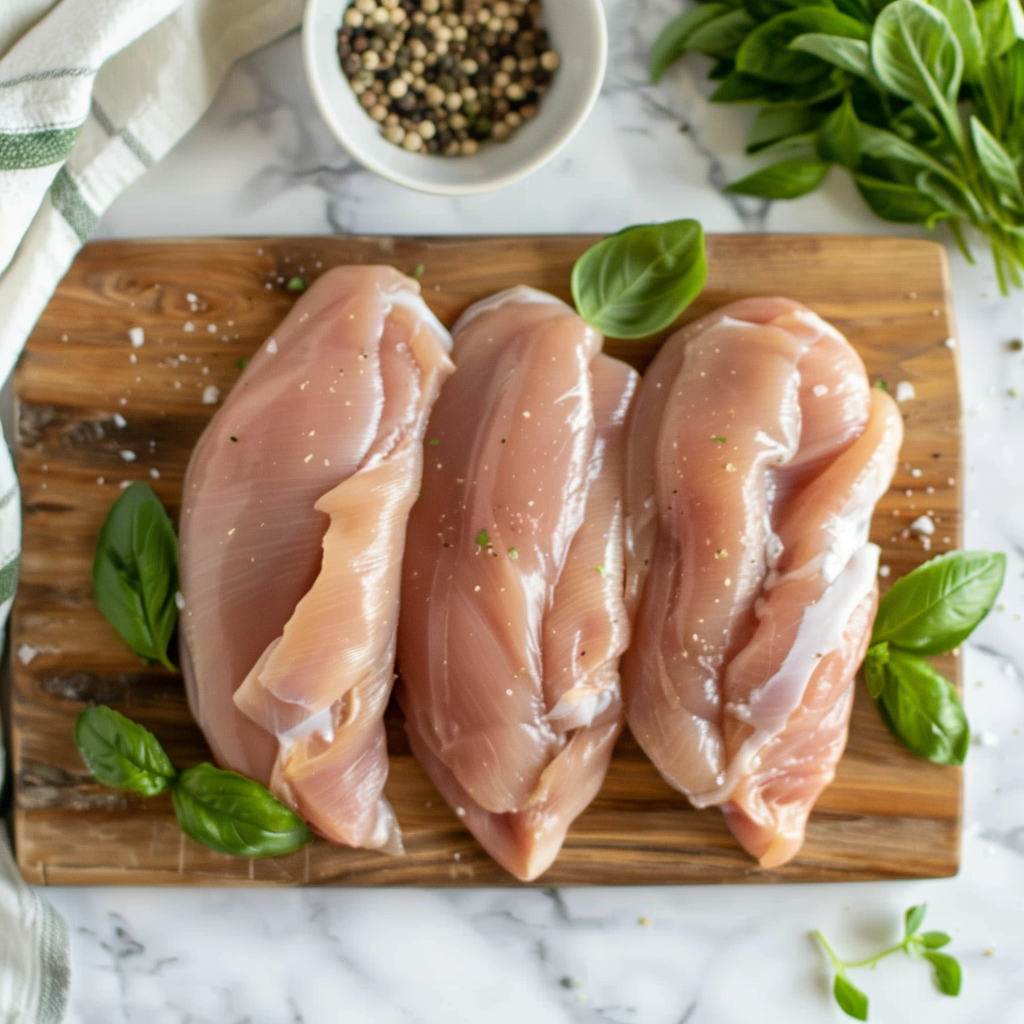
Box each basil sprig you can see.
[865,550,1005,764]
[652,0,1024,293]
[814,904,961,1021]
[93,482,179,671]
[75,705,312,858]
[571,220,708,338]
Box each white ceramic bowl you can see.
[302,0,607,195]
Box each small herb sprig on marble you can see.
[651,0,1024,293]
[865,550,1004,764]
[814,904,961,1020]
[75,705,311,858]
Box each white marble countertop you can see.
[38,3,1024,1021]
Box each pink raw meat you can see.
[179,265,453,851]
[623,297,902,866]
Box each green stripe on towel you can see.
[0,125,80,169]
[50,166,97,242]
[0,555,18,605]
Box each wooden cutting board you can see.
[11,234,962,886]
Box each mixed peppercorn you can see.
[337,0,559,156]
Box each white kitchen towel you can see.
[0,1,303,1021]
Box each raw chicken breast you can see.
[179,265,453,851]
[623,297,902,867]
[398,287,637,881]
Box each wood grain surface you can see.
[11,234,963,886]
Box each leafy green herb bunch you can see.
[652,0,1024,292]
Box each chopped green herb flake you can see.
[873,379,890,393]
[475,528,490,548]
[412,263,426,278]
[596,565,606,577]
[1009,339,1024,352]
[508,547,519,561]
[428,438,440,446]
[710,434,727,443]
[286,276,307,292]
[236,357,250,370]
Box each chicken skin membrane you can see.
[398,287,637,881]
[623,297,902,866]
[179,265,453,852]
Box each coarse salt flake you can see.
[207,324,217,333]
[175,591,186,611]
[128,327,145,347]
[112,413,127,428]
[879,565,891,578]
[267,339,278,354]
[202,385,220,405]
[812,384,829,397]
[186,293,198,302]
[895,381,916,403]
[910,514,935,536]
[183,321,195,332]
[17,644,38,665]
[119,450,137,462]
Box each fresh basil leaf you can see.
[571,220,707,339]
[818,94,861,165]
[976,42,1024,160]
[171,763,312,858]
[855,173,948,223]
[711,68,844,104]
[871,0,963,108]
[857,123,961,183]
[970,116,1024,211]
[890,102,944,145]
[93,481,179,671]
[685,8,757,60]
[916,168,986,220]
[863,641,889,697]
[650,4,731,82]
[904,903,927,937]
[789,33,881,83]
[919,930,952,948]
[871,550,1006,655]
[876,651,969,765]
[747,105,824,153]
[923,951,962,996]
[975,0,1024,60]
[833,0,875,20]
[737,9,870,84]
[742,0,835,18]
[75,705,177,796]
[725,157,830,197]
[747,132,820,161]
[833,974,869,1021]
[925,0,982,81]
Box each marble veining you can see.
[36,1,1024,1020]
